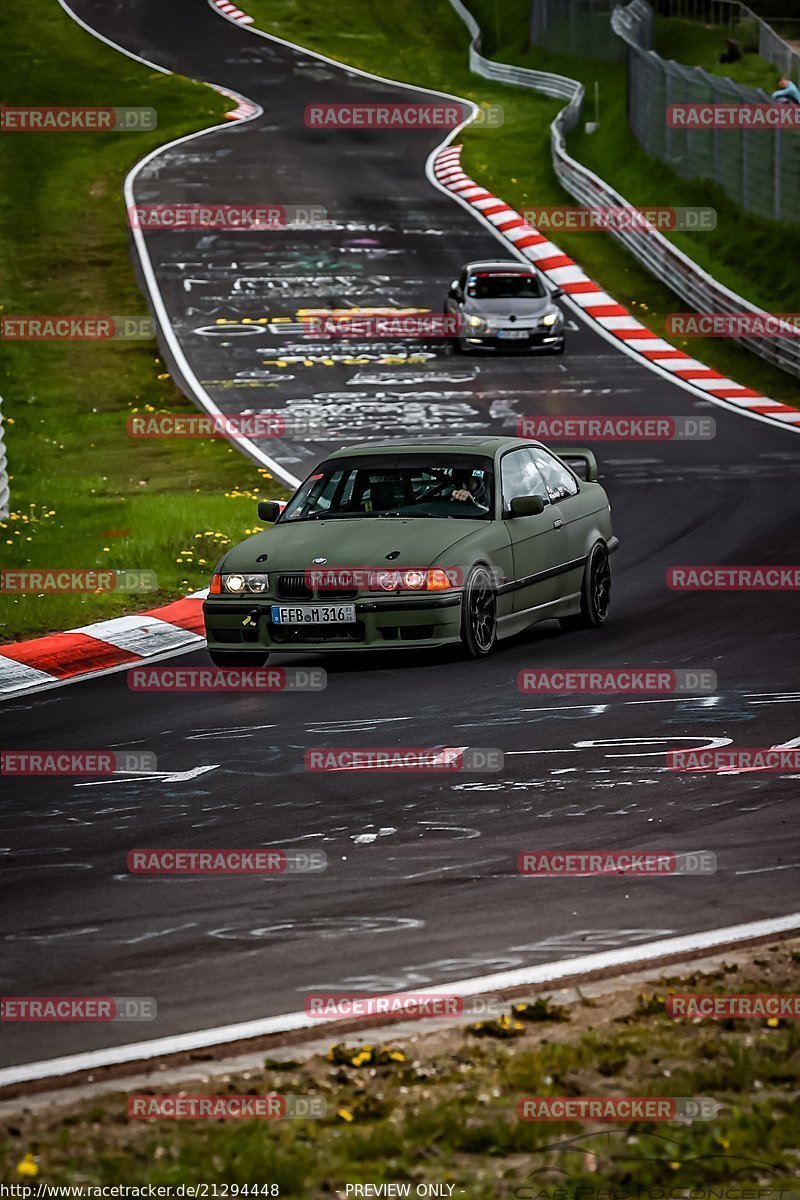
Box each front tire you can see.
[460,565,498,658]
[208,651,270,667]
[559,541,611,631]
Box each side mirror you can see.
[257,500,283,523]
[552,287,564,298]
[510,494,545,517]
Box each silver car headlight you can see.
[466,314,485,329]
[222,573,268,594]
[541,311,559,327]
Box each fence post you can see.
[0,397,9,521]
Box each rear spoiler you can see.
[550,447,598,482]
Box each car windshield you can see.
[280,457,495,521]
[466,272,546,300]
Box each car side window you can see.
[501,449,547,512]
[529,449,579,503]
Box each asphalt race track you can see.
[2,0,799,1072]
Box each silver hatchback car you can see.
[445,259,566,354]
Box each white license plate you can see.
[271,604,356,625]
[498,329,528,340]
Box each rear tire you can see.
[559,541,611,631]
[208,651,270,667]
[460,565,498,658]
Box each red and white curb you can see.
[210,82,261,122]
[433,145,800,431]
[0,591,207,701]
[210,0,253,24]
[223,98,260,121]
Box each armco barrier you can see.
[650,0,800,84]
[0,397,9,520]
[448,0,800,381]
[615,0,800,226]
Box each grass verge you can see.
[1,942,797,1193]
[0,0,289,643]
[243,0,800,407]
[654,15,779,90]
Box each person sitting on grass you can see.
[719,38,741,64]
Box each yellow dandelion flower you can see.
[338,1109,354,1122]
[16,1155,39,1178]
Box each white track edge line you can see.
[67,0,796,452]
[55,0,170,73]
[206,0,800,436]
[58,0,300,490]
[2,912,797,1087]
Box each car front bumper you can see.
[203,592,464,653]
[461,329,564,351]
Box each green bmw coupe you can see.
[203,436,618,663]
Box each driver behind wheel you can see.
[450,469,489,511]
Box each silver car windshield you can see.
[467,272,546,300]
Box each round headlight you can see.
[245,574,268,593]
[466,315,484,329]
[376,569,402,591]
[403,570,426,590]
[541,312,558,327]
[225,574,246,593]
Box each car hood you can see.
[219,516,487,573]
[465,297,553,318]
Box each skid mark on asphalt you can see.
[208,916,423,941]
[298,930,676,994]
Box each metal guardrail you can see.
[616,1,800,226]
[447,0,800,381]
[0,397,9,520]
[530,0,626,61]
[451,0,579,98]
[747,8,800,84]
[651,0,800,82]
